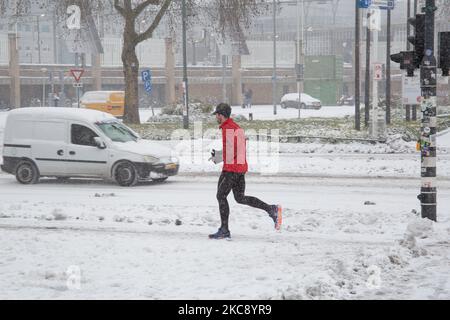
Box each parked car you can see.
[78,91,125,118]
[337,95,355,106]
[280,93,322,110]
[1,108,179,187]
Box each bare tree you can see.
[110,0,266,124]
[2,0,266,124]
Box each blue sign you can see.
[144,81,152,94]
[371,0,395,10]
[141,69,152,95]
[359,0,395,10]
[358,0,371,8]
[141,69,151,82]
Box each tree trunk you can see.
[122,24,141,124]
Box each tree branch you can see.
[114,0,126,17]
[135,0,172,44]
[134,0,160,17]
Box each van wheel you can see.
[114,161,138,187]
[15,161,40,185]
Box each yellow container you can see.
[80,91,125,118]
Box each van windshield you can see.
[96,121,138,143]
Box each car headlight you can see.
[160,157,179,164]
[143,155,158,163]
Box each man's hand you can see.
[209,149,223,164]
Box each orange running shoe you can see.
[270,205,282,230]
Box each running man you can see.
[208,103,282,239]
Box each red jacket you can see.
[220,118,248,173]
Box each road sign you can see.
[402,75,421,105]
[141,69,152,95]
[141,69,152,82]
[70,69,84,82]
[73,82,83,88]
[366,8,381,31]
[358,0,371,8]
[295,64,304,81]
[373,63,384,80]
[144,81,152,94]
[371,0,395,10]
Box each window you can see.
[96,121,138,143]
[71,124,99,147]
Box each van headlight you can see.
[143,155,158,163]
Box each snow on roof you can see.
[7,107,116,123]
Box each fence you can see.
[241,41,295,68]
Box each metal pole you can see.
[75,54,80,109]
[372,13,379,138]
[354,0,361,131]
[182,0,189,129]
[42,75,46,107]
[50,72,54,108]
[273,0,278,115]
[412,0,419,120]
[406,0,411,121]
[77,84,80,108]
[386,8,391,125]
[37,15,41,64]
[296,0,300,119]
[296,0,304,119]
[418,0,437,221]
[222,55,227,103]
[52,10,58,64]
[364,11,371,127]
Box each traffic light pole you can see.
[371,15,378,138]
[182,0,189,130]
[418,0,437,221]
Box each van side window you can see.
[71,124,98,147]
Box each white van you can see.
[1,108,179,186]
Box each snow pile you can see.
[146,103,214,123]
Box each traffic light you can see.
[439,32,450,77]
[407,14,425,68]
[391,51,416,77]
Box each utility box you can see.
[304,55,344,106]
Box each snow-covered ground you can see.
[2,110,450,179]
[0,175,449,299]
[155,138,450,178]
[229,105,355,121]
[137,105,354,123]
[1,108,449,300]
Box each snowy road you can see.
[0,174,449,299]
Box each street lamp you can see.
[296,0,305,119]
[41,67,48,107]
[182,0,189,129]
[36,13,45,64]
[273,0,278,116]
